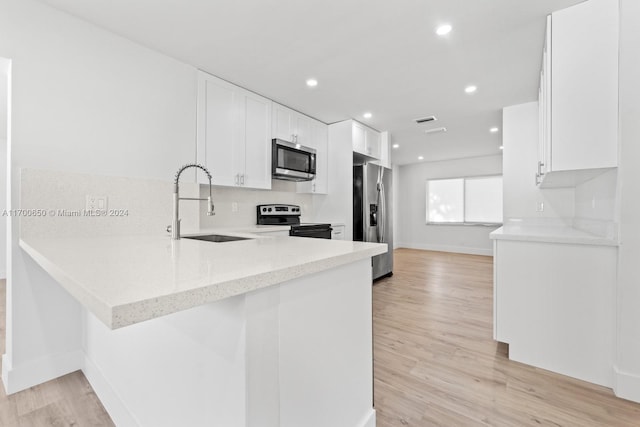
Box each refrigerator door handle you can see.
[376,182,386,243]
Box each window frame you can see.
[426,174,503,227]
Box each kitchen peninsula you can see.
[20,232,384,427]
[13,169,385,427]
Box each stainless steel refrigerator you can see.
[353,163,393,280]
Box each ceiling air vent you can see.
[414,116,437,124]
[425,127,447,135]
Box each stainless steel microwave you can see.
[272,138,316,181]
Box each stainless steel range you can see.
[256,204,332,239]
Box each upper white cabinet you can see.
[372,131,392,169]
[197,71,272,190]
[272,102,329,194]
[537,0,618,187]
[352,121,381,161]
[272,103,314,146]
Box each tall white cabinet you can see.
[536,0,619,187]
[272,102,329,194]
[197,71,272,189]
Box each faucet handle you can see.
[166,224,172,233]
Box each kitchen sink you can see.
[183,234,252,243]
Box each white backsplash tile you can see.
[197,179,314,228]
[20,168,200,238]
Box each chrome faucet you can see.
[171,163,215,240]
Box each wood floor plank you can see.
[373,248,640,427]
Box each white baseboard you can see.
[82,355,139,427]
[614,365,640,403]
[396,242,493,256]
[357,409,376,427]
[2,350,82,394]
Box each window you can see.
[427,176,503,224]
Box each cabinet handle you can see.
[537,161,545,176]
[535,173,541,186]
[235,174,239,185]
[240,174,245,185]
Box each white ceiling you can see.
[37,0,583,165]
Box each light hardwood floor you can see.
[0,279,114,426]
[373,249,640,426]
[1,250,640,426]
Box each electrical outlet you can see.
[231,202,238,213]
[86,195,108,211]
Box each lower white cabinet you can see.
[494,239,615,387]
[331,224,345,240]
[197,71,272,189]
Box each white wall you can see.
[396,155,503,256]
[0,58,8,279]
[503,102,575,222]
[615,0,640,403]
[0,0,199,393]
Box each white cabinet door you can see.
[331,225,345,240]
[197,74,240,187]
[242,90,272,189]
[297,119,328,194]
[352,121,381,160]
[198,71,272,189]
[365,127,381,159]
[294,114,313,146]
[550,0,618,171]
[352,122,366,155]
[372,131,391,169]
[272,102,294,142]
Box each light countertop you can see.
[490,224,618,246]
[20,231,386,329]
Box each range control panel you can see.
[257,204,301,216]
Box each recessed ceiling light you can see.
[392,144,400,149]
[306,78,318,87]
[490,127,499,133]
[418,156,424,160]
[363,112,372,119]
[465,85,477,94]
[499,146,504,150]
[436,24,452,36]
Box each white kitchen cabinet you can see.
[494,238,615,387]
[372,131,391,169]
[352,121,381,161]
[272,102,314,146]
[297,121,329,194]
[537,0,618,187]
[197,71,272,189]
[331,224,345,240]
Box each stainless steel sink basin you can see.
[183,234,252,243]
